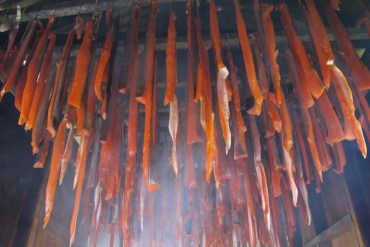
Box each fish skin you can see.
[169,96,179,177]
[217,67,231,153]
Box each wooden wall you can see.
[0,94,44,247]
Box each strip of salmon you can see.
[304,0,335,88]
[33,133,52,169]
[186,0,202,144]
[262,4,283,106]
[59,127,74,185]
[47,29,75,136]
[164,11,177,105]
[209,0,231,153]
[83,54,98,136]
[267,139,282,197]
[70,135,90,246]
[227,47,248,159]
[324,1,370,91]
[302,108,323,181]
[310,108,333,172]
[68,20,94,108]
[335,142,347,173]
[233,0,263,114]
[195,16,216,182]
[251,35,269,97]
[31,70,54,154]
[169,96,179,177]
[27,33,56,130]
[278,3,324,99]
[136,0,158,105]
[265,100,282,134]
[331,65,367,157]
[120,4,141,93]
[0,19,20,74]
[270,195,282,246]
[291,106,311,184]
[285,49,315,110]
[44,119,67,227]
[316,92,345,145]
[185,141,197,188]
[127,69,139,157]
[15,51,33,111]
[280,94,298,206]
[249,115,271,230]
[142,58,160,191]
[0,20,40,100]
[101,63,111,120]
[19,16,55,125]
[95,18,114,101]
[105,102,124,201]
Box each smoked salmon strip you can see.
[280,94,298,206]
[210,0,231,153]
[169,96,179,177]
[324,0,370,91]
[317,91,345,146]
[19,16,55,125]
[26,33,56,130]
[95,12,115,101]
[278,3,324,100]
[304,0,334,88]
[331,65,367,158]
[262,4,283,106]
[0,20,40,101]
[186,0,202,144]
[68,20,94,108]
[233,0,263,114]
[164,11,177,105]
[120,4,141,93]
[47,28,75,136]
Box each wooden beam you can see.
[303,214,353,247]
[65,28,368,53]
[18,0,186,21]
